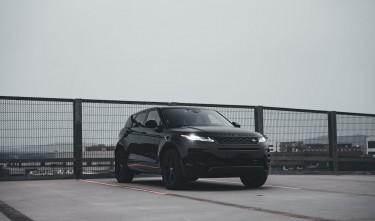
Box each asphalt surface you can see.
[0,175,374,221]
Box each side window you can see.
[124,115,133,128]
[146,110,161,126]
[133,112,147,127]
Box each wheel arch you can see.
[158,142,179,164]
[158,142,187,178]
[115,142,125,153]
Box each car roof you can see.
[132,106,213,115]
[159,106,212,110]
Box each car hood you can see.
[169,126,262,137]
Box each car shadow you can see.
[131,178,265,192]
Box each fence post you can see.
[73,99,83,179]
[254,106,264,135]
[328,111,338,175]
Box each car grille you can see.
[214,136,258,144]
[210,157,267,167]
[188,149,269,169]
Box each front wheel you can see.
[115,149,134,183]
[240,172,268,188]
[161,149,186,190]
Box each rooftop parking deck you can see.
[0,175,374,221]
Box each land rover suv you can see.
[115,107,270,189]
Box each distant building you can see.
[276,135,373,157]
[367,136,375,156]
[304,135,368,154]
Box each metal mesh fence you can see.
[0,98,74,178]
[337,114,375,155]
[263,108,330,173]
[336,114,375,171]
[1,96,375,180]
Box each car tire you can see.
[240,172,268,188]
[161,149,186,190]
[115,149,134,183]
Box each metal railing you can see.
[1,96,374,180]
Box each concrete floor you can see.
[0,175,374,221]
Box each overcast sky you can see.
[1,0,374,114]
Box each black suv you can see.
[115,107,270,189]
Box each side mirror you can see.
[232,122,241,128]
[145,120,158,128]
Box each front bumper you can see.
[184,164,267,178]
[180,141,271,178]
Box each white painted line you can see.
[200,178,302,190]
[79,179,322,220]
[80,180,168,195]
[199,178,242,185]
[263,185,301,190]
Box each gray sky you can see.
[1,0,374,114]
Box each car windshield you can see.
[161,108,234,128]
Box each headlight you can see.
[181,134,215,142]
[258,137,267,143]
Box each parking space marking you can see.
[263,185,302,190]
[81,179,329,221]
[200,178,302,190]
[0,200,33,221]
[81,180,168,195]
[198,178,241,185]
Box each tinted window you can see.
[146,110,162,126]
[161,108,233,128]
[133,112,147,127]
[124,115,133,128]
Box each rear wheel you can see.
[115,149,134,183]
[240,172,267,188]
[161,149,186,189]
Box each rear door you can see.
[127,112,148,165]
[137,109,164,172]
